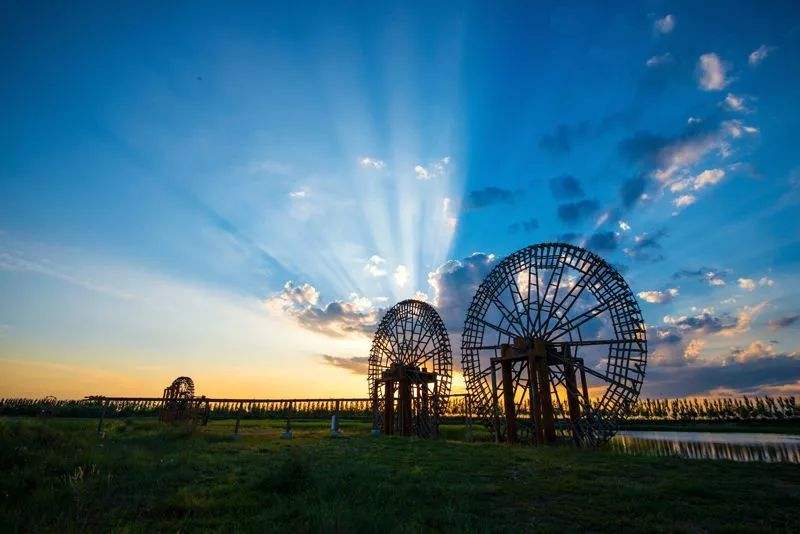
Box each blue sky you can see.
[1,1,799,398]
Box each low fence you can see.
[1,395,797,428]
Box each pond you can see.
[607,430,800,463]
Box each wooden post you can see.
[500,344,518,444]
[334,399,340,432]
[578,360,591,412]
[534,341,556,443]
[383,381,395,435]
[202,399,210,426]
[97,398,108,436]
[234,401,243,434]
[465,395,473,441]
[399,377,412,436]
[563,346,581,444]
[490,360,500,443]
[527,349,544,444]
[372,380,380,431]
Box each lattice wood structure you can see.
[369,299,452,437]
[461,242,647,446]
[160,376,197,423]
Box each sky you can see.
[1,1,799,399]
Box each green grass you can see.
[2,417,799,532]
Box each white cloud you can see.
[748,45,775,66]
[738,277,756,291]
[687,117,702,125]
[646,53,673,67]
[732,340,776,362]
[264,281,380,338]
[684,338,705,362]
[412,291,429,302]
[414,156,451,180]
[697,53,729,91]
[723,93,749,112]
[638,288,679,304]
[706,272,726,286]
[394,264,410,287]
[618,220,631,232]
[758,276,775,287]
[693,168,725,190]
[359,157,386,170]
[722,119,758,138]
[289,188,309,199]
[363,255,387,277]
[654,14,675,34]
[673,194,696,208]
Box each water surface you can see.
[608,430,800,463]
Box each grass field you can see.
[2,417,799,532]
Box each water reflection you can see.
[608,431,800,463]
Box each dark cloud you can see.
[464,187,515,210]
[769,314,800,331]
[539,123,590,154]
[318,354,369,374]
[619,173,651,208]
[644,354,800,397]
[624,228,667,262]
[508,218,539,234]
[586,231,618,251]
[671,267,730,286]
[539,110,639,155]
[428,252,497,333]
[557,199,600,223]
[664,311,737,334]
[549,175,585,199]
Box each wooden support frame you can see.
[500,344,518,443]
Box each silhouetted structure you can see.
[160,376,196,423]
[369,299,452,437]
[461,242,647,446]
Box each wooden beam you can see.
[500,344,518,443]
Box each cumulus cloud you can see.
[697,53,729,91]
[618,220,631,232]
[414,156,450,180]
[646,53,673,67]
[427,252,496,329]
[557,199,600,223]
[393,265,410,288]
[318,354,370,374]
[359,157,386,169]
[289,188,309,199]
[463,187,515,209]
[364,255,387,277]
[265,281,380,338]
[748,45,775,66]
[730,340,776,363]
[638,288,679,304]
[654,14,675,34]
[549,175,585,198]
[759,277,775,287]
[722,119,759,138]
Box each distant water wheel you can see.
[160,376,196,423]
[368,299,452,438]
[461,242,647,446]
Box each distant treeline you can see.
[1,396,797,422]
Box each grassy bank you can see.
[2,417,799,532]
